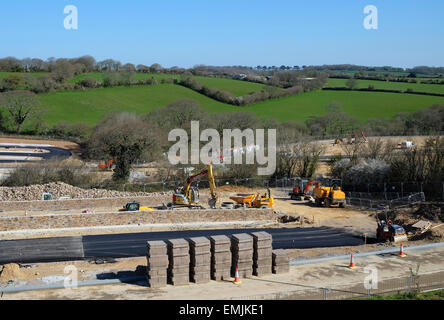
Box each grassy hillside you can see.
[242,90,444,122]
[39,84,234,125]
[38,84,444,125]
[326,78,444,94]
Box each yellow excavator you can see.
[167,164,218,209]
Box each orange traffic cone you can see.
[399,243,406,257]
[233,267,242,285]
[349,253,356,269]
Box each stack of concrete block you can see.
[272,249,290,274]
[189,237,211,284]
[146,240,168,288]
[210,235,231,280]
[167,238,190,285]
[231,233,253,278]
[251,231,273,276]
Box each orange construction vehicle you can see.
[289,179,314,201]
[98,160,115,170]
[349,131,368,144]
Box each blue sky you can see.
[0,0,442,68]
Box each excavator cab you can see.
[120,201,154,212]
[173,186,200,205]
[125,202,140,211]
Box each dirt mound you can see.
[386,202,444,241]
[0,182,168,201]
[414,203,444,222]
[216,185,262,194]
[388,203,444,224]
[0,263,23,282]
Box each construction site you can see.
[0,134,443,301]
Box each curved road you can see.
[0,226,364,264]
[0,143,71,163]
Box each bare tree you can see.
[340,141,364,165]
[275,140,325,178]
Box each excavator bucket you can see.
[208,197,217,209]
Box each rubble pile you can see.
[0,182,167,201]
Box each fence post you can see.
[323,288,327,300]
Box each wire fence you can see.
[229,270,444,300]
[108,177,444,203]
[271,177,444,201]
[346,192,426,210]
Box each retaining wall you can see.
[0,195,172,212]
[0,208,275,231]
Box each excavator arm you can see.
[182,164,218,208]
[183,169,208,201]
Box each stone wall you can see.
[0,195,172,212]
[0,208,275,231]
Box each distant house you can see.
[233,74,247,80]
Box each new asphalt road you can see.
[0,143,71,163]
[0,226,364,264]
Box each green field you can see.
[242,90,444,122]
[326,78,444,94]
[38,84,444,125]
[39,84,234,125]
